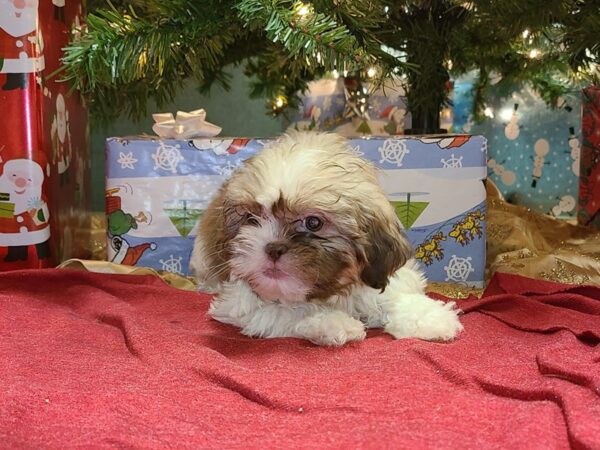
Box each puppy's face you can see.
[191,132,412,303]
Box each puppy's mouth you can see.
[262,267,288,280]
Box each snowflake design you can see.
[216,160,242,178]
[444,255,475,283]
[159,255,183,275]
[152,143,184,174]
[441,154,463,168]
[379,139,410,167]
[350,145,364,158]
[117,151,138,170]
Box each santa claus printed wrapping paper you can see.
[105,135,487,286]
[0,0,90,269]
[578,87,600,228]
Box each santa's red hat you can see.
[226,138,251,154]
[111,238,156,266]
[303,105,315,119]
[380,105,399,120]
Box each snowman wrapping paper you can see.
[105,135,487,287]
[452,77,581,218]
[0,0,90,269]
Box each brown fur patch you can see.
[197,186,263,284]
[357,210,413,291]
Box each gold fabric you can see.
[67,184,600,297]
[57,258,198,291]
[485,180,600,286]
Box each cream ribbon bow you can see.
[152,109,222,139]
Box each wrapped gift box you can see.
[106,135,487,286]
[578,86,600,227]
[452,76,581,218]
[289,78,413,136]
[0,1,90,269]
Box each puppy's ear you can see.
[189,186,234,288]
[359,213,413,292]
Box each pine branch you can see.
[62,1,248,121]
[236,0,378,72]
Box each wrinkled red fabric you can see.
[1,270,598,449]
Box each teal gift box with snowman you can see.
[452,76,581,217]
[105,113,487,286]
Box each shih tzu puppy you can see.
[190,132,463,346]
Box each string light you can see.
[528,49,541,59]
[522,29,530,39]
[294,1,312,17]
[274,96,285,108]
[500,108,513,121]
[271,94,288,114]
[367,67,377,78]
[483,107,494,118]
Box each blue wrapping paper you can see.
[105,135,487,287]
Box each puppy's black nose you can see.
[265,242,289,262]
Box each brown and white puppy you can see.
[190,132,462,346]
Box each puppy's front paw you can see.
[385,295,463,342]
[295,311,366,346]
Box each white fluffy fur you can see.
[192,132,464,346]
[209,259,463,346]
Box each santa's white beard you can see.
[0,1,38,37]
[12,191,37,214]
[57,119,67,144]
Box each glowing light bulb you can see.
[367,67,377,78]
[483,107,494,118]
[522,29,530,39]
[275,96,285,108]
[296,2,311,17]
[528,49,541,59]
[500,108,513,121]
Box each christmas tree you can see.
[64,0,599,132]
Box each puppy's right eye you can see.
[245,214,260,226]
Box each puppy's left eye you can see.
[245,214,260,226]
[305,216,323,232]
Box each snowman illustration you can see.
[487,159,516,186]
[531,139,550,188]
[0,158,50,262]
[568,127,581,177]
[551,195,576,217]
[0,0,44,91]
[504,103,520,140]
[50,93,72,185]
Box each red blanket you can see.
[1,270,599,449]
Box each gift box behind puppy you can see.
[105,131,487,286]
